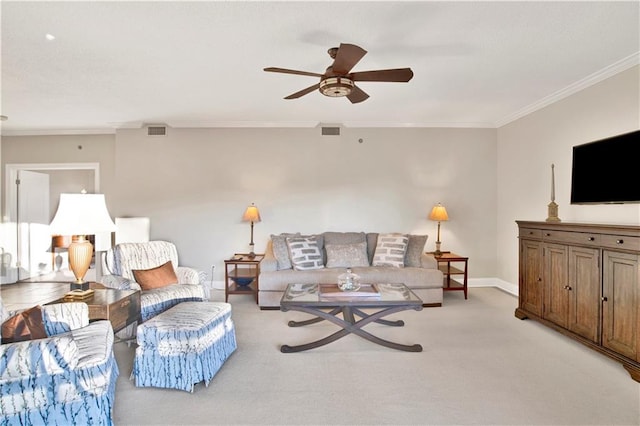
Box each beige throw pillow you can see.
[325,242,370,268]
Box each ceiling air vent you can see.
[321,126,340,136]
[147,125,167,136]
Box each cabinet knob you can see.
[545,233,551,237]
[601,296,608,302]
[616,239,624,244]
[588,237,595,241]
[538,277,542,282]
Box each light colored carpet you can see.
[112,288,640,425]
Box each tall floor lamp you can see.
[242,203,261,258]
[429,202,449,256]
[50,193,116,291]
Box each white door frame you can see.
[2,163,100,282]
[4,163,101,220]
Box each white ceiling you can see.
[1,1,638,136]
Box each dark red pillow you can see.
[1,306,47,344]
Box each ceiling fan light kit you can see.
[264,43,413,104]
[319,77,354,97]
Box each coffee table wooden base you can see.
[280,305,423,353]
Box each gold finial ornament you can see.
[546,164,561,222]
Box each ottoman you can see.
[132,301,237,392]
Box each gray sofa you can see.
[258,231,443,309]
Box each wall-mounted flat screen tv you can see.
[570,129,640,204]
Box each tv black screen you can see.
[570,129,640,204]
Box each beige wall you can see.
[1,128,497,282]
[112,127,497,281]
[496,65,640,286]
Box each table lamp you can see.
[242,203,261,258]
[429,202,449,256]
[50,193,116,291]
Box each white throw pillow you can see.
[325,242,369,268]
[372,233,409,268]
[286,236,324,270]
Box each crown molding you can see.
[1,128,116,137]
[495,52,640,128]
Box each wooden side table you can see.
[224,253,264,304]
[433,252,469,299]
[52,283,141,333]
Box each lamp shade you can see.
[50,193,116,236]
[242,203,261,223]
[429,203,449,222]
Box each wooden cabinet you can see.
[518,239,543,317]
[602,250,639,361]
[516,221,640,381]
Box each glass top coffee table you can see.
[280,283,423,353]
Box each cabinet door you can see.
[568,246,600,343]
[520,239,543,316]
[544,243,569,328]
[602,251,640,361]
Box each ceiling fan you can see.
[264,43,413,104]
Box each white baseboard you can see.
[209,278,518,296]
[468,278,518,296]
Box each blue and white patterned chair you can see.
[0,299,119,425]
[101,241,206,326]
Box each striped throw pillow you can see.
[372,233,409,268]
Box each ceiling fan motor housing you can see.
[319,77,354,97]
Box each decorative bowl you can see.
[337,270,361,292]
[231,276,254,287]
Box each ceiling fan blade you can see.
[347,85,369,104]
[264,67,324,78]
[332,43,367,74]
[351,68,414,82]
[284,83,320,99]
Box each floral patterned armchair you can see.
[0,299,118,425]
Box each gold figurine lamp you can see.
[429,203,449,256]
[242,203,261,258]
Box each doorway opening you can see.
[1,163,100,284]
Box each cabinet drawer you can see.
[519,228,542,239]
[542,230,600,246]
[600,234,640,252]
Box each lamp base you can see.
[70,281,91,291]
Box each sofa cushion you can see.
[2,306,47,344]
[325,242,370,268]
[323,232,366,246]
[133,261,179,291]
[372,233,409,268]
[271,233,300,270]
[286,236,324,270]
[366,233,379,265]
[405,234,429,267]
